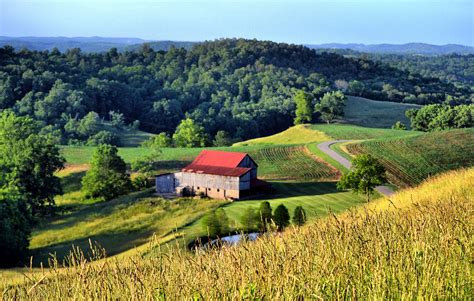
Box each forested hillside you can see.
[0,39,471,145]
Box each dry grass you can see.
[2,168,472,299]
[233,124,331,146]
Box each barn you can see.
[156,150,267,199]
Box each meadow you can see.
[347,128,474,187]
[2,168,471,299]
[343,96,421,128]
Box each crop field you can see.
[343,96,421,128]
[3,168,471,299]
[251,145,339,180]
[347,128,474,187]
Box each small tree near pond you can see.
[81,144,131,201]
[202,208,230,237]
[258,201,273,232]
[273,204,290,231]
[292,206,307,226]
[337,154,386,202]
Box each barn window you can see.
[197,187,200,190]
[217,189,220,192]
[208,188,211,191]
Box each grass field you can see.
[310,124,419,140]
[233,124,331,146]
[3,168,471,299]
[347,128,474,187]
[343,96,421,128]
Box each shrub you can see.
[392,121,407,130]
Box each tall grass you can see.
[2,168,472,299]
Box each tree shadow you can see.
[243,181,342,201]
[29,228,156,267]
[60,171,87,194]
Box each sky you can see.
[0,0,473,46]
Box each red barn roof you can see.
[189,150,249,168]
[182,165,251,177]
[182,150,255,177]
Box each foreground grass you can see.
[3,168,471,299]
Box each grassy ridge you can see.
[3,168,471,299]
[347,128,474,187]
[310,124,419,140]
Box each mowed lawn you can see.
[176,181,368,245]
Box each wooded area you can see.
[1,39,472,145]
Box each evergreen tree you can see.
[81,144,131,201]
[258,201,273,232]
[273,204,290,231]
[292,206,307,226]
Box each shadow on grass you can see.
[60,170,86,194]
[29,228,156,267]
[242,181,341,201]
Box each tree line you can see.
[1,39,471,146]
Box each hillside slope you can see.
[3,168,471,299]
[347,128,474,187]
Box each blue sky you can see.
[1,0,472,45]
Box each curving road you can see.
[317,140,395,197]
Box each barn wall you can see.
[180,172,241,191]
[238,156,258,179]
[156,174,176,193]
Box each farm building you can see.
[156,150,267,199]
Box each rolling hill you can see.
[306,42,474,55]
[346,128,474,187]
[3,168,471,298]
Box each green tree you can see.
[202,208,230,237]
[315,91,346,124]
[81,144,131,201]
[87,131,120,146]
[0,111,64,216]
[109,110,125,128]
[173,118,207,147]
[240,207,259,231]
[0,187,31,267]
[78,111,101,137]
[294,90,313,125]
[292,206,307,226]
[273,204,290,231]
[142,132,172,148]
[337,154,387,202]
[392,121,407,130]
[258,201,273,232]
[213,130,233,147]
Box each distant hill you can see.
[306,43,474,55]
[0,36,196,52]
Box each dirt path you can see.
[317,140,395,197]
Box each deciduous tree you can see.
[337,154,386,202]
[81,144,131,201]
